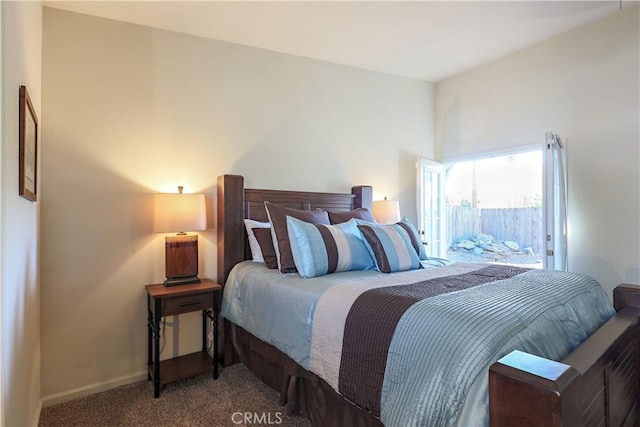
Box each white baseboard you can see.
[33,398,43,427]
[41,371,147,408]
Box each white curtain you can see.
[543,132,568,271]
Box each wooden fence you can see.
[446,205,543,254]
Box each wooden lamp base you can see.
[164,234,200,286]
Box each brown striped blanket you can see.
[221,261,615,426]
[307,264,614,426]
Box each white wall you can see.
[1,2,43,425]
[40,8,434,402]
[435,5,640,296]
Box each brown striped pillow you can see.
[264,201,330,273]
[326,208,377,225]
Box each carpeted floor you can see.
[39,364,312,427]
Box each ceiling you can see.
[43,1,625,82]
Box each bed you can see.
[216,174,640,427]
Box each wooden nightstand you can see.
[146,279,222,398]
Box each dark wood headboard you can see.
[216,174,373,286]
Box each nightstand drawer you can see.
[163,292,212,316]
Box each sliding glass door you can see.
[417,131,566,270]
[416,158,446,258]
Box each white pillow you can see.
[243,219,270,263]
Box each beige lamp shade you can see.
[153,192,207,233]
[373,199,401,224]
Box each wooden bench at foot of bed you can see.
[490,284,640,427]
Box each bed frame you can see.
[216,174,640,427]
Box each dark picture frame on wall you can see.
[19,85,38,202]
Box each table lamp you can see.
[373,197,401,224]
[154,186,206,286]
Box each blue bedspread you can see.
[221,261,615,426]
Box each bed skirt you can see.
[225,321,383,427]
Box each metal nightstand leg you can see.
[153,297,161,398]
[205,308,219,379]
[213,288,220,379]
[147,295,152,381]
[213,308,219,379]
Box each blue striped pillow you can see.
[287,217,375,278]
[356,222,422,273]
